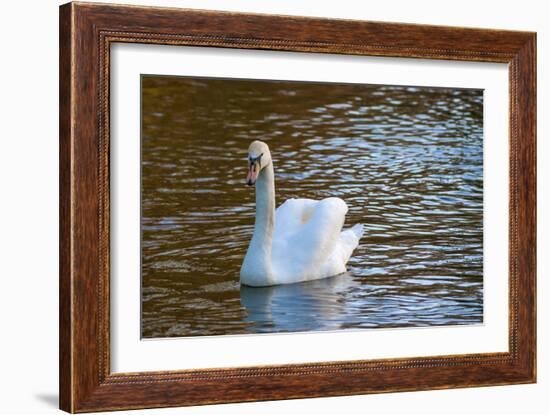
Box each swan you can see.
[240,140,364,287]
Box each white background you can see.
[0,0,547,414]
[111,45,509,372]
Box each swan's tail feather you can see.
[350,223,364,241]
[337,223,364,264]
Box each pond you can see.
[140,76,483,338]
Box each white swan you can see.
[240,140,364,287]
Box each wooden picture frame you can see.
[59,2,536,412]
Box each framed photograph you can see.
[59,2,536,412]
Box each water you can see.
[141,75,483,338]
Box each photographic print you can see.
[140,75,483,338]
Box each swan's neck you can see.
[242,162,275,285]
[252,163,275,240]
[252,162,275,255]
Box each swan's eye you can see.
[248,153,264,168]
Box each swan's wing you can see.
[274,198,319,241]
[293,197,348,261]
[273,197,348,282]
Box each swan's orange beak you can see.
[246,161,259,186]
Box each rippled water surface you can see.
[141,76,483,338]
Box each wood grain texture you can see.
[59,2,537,412]
[59,3,73,411]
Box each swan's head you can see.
[246,140,272,186]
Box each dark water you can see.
[141,75,483,338]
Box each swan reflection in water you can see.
[240,273,362,333]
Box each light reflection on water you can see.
[141,76,483,338]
